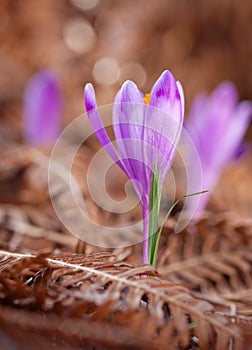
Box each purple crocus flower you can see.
[186,81,252,217]
[23,70,62,146]
[84,70,184,264]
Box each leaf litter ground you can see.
[0,139,251,350]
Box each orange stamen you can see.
[143,93,151,105]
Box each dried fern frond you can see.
[0,305,166,350]
[159,213,252,315]
[0,204,76,253]
[0,250,243,350]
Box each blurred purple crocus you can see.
[84,70,184,264]
[186,81,252,217]
[23,70,62,146]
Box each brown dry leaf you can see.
[0,143,50,205]
[0,250,243,350]
[159,213,252,316]
[0,204,76,253]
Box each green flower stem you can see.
[148,189,208,267]
[148,161,161,265]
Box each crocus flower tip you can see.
[119,79,143,104]
[121,79,138,91]
[84,82,94,96]
[84,83,96,112]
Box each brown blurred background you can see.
[1,0,252,136]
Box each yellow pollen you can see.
[143,93,151,105]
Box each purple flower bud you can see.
[186,82,252,217]
[23,70,62,146]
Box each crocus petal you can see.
[204,82,238,141]
[149,70,183,124]
[113,81,148,203]
[216,100,252,169]
[186,81,251,219]
[23,70,62,146]
[84,83,126,174]
[113,80,145,143]
[176,80,185,117]
[232,141,248,160]
[189,82,238,169]
[186,93,207,138]
[145,71,184,179]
